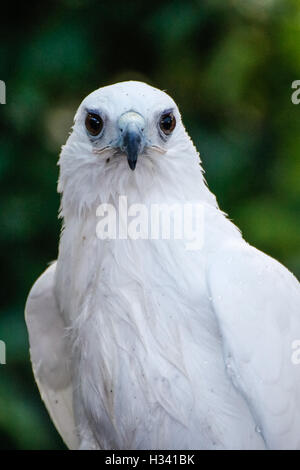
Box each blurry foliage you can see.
[0,0,299,449]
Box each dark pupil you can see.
[162,115,173,130]
[89,116,101,131]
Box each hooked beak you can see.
[118,112,145,171]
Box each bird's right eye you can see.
[85,113,104,136]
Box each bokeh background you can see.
[0,0,299,449]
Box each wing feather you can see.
[208,239,300,449]
[25,262,79,449]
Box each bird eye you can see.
[159,112,176,135]
[85,112,104,136]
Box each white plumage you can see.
[25,81,300,449]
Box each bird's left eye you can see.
[85,112,104,136]
[159,112,176,135]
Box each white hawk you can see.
[25,81,300,450]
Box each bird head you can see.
[58,81,214,215]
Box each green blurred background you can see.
[0,0,299,449]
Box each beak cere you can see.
[118,111,145,171]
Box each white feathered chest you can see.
[55,202,263,450]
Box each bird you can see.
[25,81,300,450]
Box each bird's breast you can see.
[57,220,262,449]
